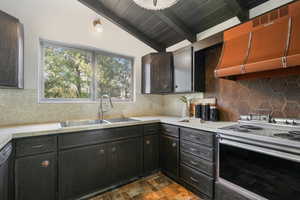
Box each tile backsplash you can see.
[0,89,163,126]
[204,45,300,121]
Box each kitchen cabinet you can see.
[0,10,24,88]
[15,153,57,200]
[59,127,143,200]
[142,53,173,94]
[0,143,12,200]
[143,134,159,174]
[173,46,193,93]
[179,127,215,199]
[160,135,179,178]
[109,138,142,184]
[59,144,110,200]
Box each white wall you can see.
[0,0,163,126]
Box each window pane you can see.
[95,54,133,101]
[43,45,93,99]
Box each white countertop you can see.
[0,116,236,150]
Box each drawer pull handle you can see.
[190,177,199,183]
[146,140,151,145]
[172,143,177,147]
[41,160,50,168]
[190,160,198,165]
[32,145,44,149]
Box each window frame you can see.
[38,39,135,103]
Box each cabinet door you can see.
[0,10,23,88]
[173,46,193,93]
[155,53,173,93]
[143,135,159,174]
[59,144,109,200]
[142,53,173,94]
[160,135,179,178]
[0,158,9,200]
[109,138,142,184]
[15,153,57,200]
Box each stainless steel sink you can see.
[60,119,109,128]
[105,118,139,123]
[60,118,139,128]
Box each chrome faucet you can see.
[98,94,114,121]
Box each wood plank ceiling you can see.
[79,0,269,51]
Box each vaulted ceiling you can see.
[79,0,269,51]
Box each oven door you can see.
[216,134,300,200]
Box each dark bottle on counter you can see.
[202,104,210,121]
[195,104,202,118]
[210,105,219,121]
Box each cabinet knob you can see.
[175,85,178,88]
[146,140,150,145]
[172,143,177,147]
[112,147,116,152]
[41,160,50,168]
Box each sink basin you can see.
[105,118,139,123]
[60,118,139,128]
[60,119,109,128]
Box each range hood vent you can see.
[215,1,300,80]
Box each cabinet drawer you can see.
[59,126,143,149]
[180,164,213,197]
[215,182,252,200]
[161,124,179,138]
[181,141,214,162]
[144,124,160,136]
[181,152,214,177]
[181,128,214,147]
[15,136,57,157]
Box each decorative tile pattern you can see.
[90,173,201,200]
[204,45,300,121]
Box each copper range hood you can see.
[215,1,300,80]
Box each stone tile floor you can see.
[90,173,202,200]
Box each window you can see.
[40,40,134,102]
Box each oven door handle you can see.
[219,136,300,163]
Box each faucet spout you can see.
[98,94,114,121]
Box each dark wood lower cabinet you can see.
[109,138,142,184]
[12,124,217,200]
[160,135,179,178]
[15,153,57,200]
[143,134,159,174]
[59,144,110,200]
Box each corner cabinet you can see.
[173,46,193,93]
[142,46,206,94]
[142,53,173,94]
[0,10,24,88]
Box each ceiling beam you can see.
[155,10,197,43]
[224,0,249,22]
[78,0,166,52]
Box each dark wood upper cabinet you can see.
[142,53,173,94]
[0,10,24,88]
[142,47,205,94]
[173,46,193,93]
